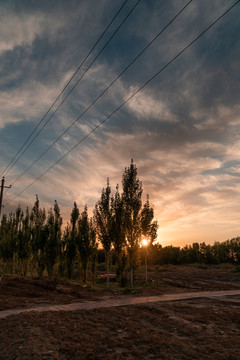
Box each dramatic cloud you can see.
[0,0,240,246]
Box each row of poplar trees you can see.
[0,160,158,287]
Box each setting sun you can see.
[141,239,149,247]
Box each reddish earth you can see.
[0,265,240,359]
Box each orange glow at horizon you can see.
[141,238,149,247]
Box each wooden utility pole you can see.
[0,177,11,219]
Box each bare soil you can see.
[1,265,240,359]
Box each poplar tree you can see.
[141,194,158,243]
[11,206,23,272]
[77,205,92,283]
[89,217,98,285]
[111,184,126,285]
[16,207,31,275]
[122,159,142,287]
[45,200,62,278]
[30,195,46,276]
[61,223,70,277]
[94,178,112,287]
[66,202,79,278]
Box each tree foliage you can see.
[94,178,113,287]
[44,200,62,277]
[65,201,79,278]
[0,160,160,285]
[111,184,127,285]
[1,161,240,286]
[77,205,97,283]
[122,159,143,287]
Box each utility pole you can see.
[0,177,11,219]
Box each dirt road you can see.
[1,289,240,319]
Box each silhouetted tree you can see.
[16,207,31,275]
[94,178,112,287]
[77,205,93,283]
[30,195,46,276]
[228,237,240,264]
[199,242,214,264]
[66,202,79,278]
[122,159,142,287]
[141,194,158,243]
[61,223,70,277]
[45,200,62,278]
[111,184,127,285]
[89,218,98,285]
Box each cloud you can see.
[0,10,64,54]
[0,70,75,129]
[126,87,178,123]
[1,0,240,247]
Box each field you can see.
[1,265,240,359]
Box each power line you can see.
[3,0,141,180]
[8,0,193,189]
[6,0,239,206]
[1,0,130,178]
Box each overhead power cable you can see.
[1,0,130,178]
[6,0,239,206]
[8,0,193,189]
[6,0,141,186]
[3,0,141,179]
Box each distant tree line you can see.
[143,240,240,266]
[0,160,158,286]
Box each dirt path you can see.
[1,289,240,320]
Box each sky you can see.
[0,0,240,247]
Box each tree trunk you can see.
[129,251,134,287]
[83,264,87,283]
[130,268,133,287]
[130,254,134,287]
[106,252,110,288]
